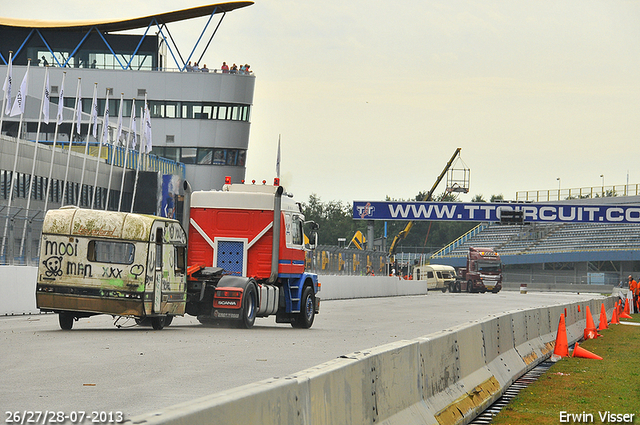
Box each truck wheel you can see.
[59,312,74,330]
[441,285,448,293]
[151,316,166,330]
[467,280,473,293]
[292,286,315,329]
[240,284,257,329]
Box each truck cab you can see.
[454,247,502,293]
[185,179,320,328]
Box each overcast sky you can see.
[4,1,640,204]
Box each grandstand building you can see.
[431,194,640,289]
[1,2,255,265]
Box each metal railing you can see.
[0,206,44,266]
[306,245,388,276]
[431,223,487,258]
[515,184,640,202]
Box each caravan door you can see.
[153,228,163,313]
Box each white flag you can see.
[102,93,110,145]
[2,52,12,115]
[43,69,50,124]
[10,65,28,117]
[90,84,98,138]
[56,76,65,125]
[75,83,82,134]
[143,101,152,153]
[130,100,137,150]
[116,94,123,146]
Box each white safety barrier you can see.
[0,267,427,316]
[318,274,427,299]
[0,265,39,315]
[127,297,616,425]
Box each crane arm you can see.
[388,148,462,258]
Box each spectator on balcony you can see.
[201,64,209,72]
[221,62,229,73]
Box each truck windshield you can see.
[478,261,501,273]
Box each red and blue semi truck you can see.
[185,178,320,328]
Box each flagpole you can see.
[1,59,30,261]
[131,98,142,213]
[105,93,123,210]
[60,78,81,206]
[118,98,135,212]
[77,82,97,207]
[91,90,109,209]
[19,66,49,259]
[44,71,66,212]
[276,134,281,180]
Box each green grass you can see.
[492,313,640,424]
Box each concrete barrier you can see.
[0,267,428,316]
[317,274,427,300]
[0,265,38,315]
[127,296,617,425]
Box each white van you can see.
[413,264,456,292]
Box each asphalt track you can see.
[0,291,604,420]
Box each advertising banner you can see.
[352,201,640,224]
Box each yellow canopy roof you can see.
[0,1,253,32]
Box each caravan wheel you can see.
[59,312,74,330]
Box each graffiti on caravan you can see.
[44,237,79,256]
[352,201,640,224]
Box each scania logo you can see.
[218,300,238,306]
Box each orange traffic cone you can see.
[611,305,620,324]
[583,306,598,339]
[578,305,581,313]
[572,342,603,360]
[597,303,608,331]
[564,308,568,319]
[551,314,568,361]
[621,299,633,319]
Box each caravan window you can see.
[175,246,186,275]
[88,240,135,264]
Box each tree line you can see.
[301,192,505,255]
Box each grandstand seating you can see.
[434,221,640,260]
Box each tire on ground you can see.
[292,285,315,329]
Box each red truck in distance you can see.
[450,247,502,293]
